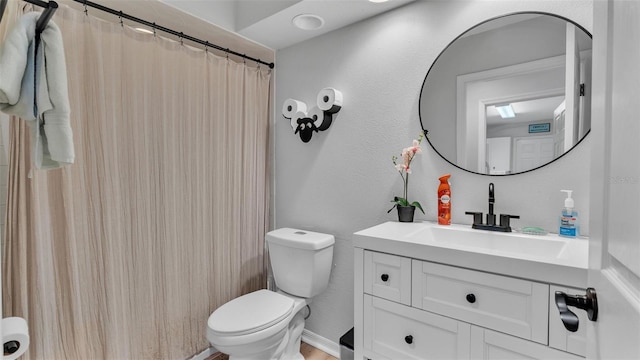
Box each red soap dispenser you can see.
[438,174,451,225]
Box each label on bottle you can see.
[438,191,451,225]
[560,215,578,236]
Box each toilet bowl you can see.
[207,290,308,360]
[206,228,334,360]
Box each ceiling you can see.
[486,96,565,127]
[57,0,413,66]
[159,0,415,50]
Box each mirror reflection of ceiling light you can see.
[495,104,516,118]
[292,14,325,30]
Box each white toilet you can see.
[207,228,335,360]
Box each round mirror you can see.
[419,13,592,175]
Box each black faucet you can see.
[465,183,520,232]
[487,183,496,226]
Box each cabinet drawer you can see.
[412,261,549,344]
[549,285,587,357]
[364,294,471,360]
[471,326,583,359]
[364,251,411,305]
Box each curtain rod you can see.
[23,0,275,69]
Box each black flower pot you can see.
[397,205,416,222]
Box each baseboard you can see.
[189,346,216,360]
[189,331,340,359]
[302,329,341,358]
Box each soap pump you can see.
[559,190,579,237]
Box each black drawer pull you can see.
[381,273,389,282]
[466,293,476,303]
[405,335,413,344]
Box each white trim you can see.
[302,328,341,358]
[189,346,216,360]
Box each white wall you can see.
[274,0,593,346]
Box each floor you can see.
[206,342,338,360]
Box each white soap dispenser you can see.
[559,190,579,237]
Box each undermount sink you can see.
[426,225,568,258]
[395,221,587,264]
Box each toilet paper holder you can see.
[282,88,343,143]
[4,340,20,356]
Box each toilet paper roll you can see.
[282,98,307,120]
[2,317,29,360]
[316,88,343,113]
[308,106,332,131]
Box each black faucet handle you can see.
[499,214,520,230]
[465,211,483,225]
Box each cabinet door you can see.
[364,294,470,360]
[470,327,583,360]
[364,250,411,305]
[548,285,587,356]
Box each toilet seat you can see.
[208,290,294,336]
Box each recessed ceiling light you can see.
[369,0,390,3]
[495,104,516,118]
[292,14,325,30]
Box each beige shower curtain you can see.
[2,4,271,359]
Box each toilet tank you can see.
[266,228,335,298]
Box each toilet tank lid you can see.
[266,228,335,250]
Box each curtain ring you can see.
[152,22,157,37]
[118,11,123,27]
[179,32,184,46]
[204,41,209,53]
[83,0,88,15]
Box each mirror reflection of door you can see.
[554,100,566,155]
[486,137,510,174]
[484,96,564,174]
[513,136,555,173]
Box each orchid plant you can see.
[388,134,425,214]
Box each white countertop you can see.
[353,221,588,288]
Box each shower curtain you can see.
[2,3,271,359]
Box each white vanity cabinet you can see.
[354,248,586,360]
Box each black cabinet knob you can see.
[404,335,413,344]
[381,274,389,282]
[466,293,476,303]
